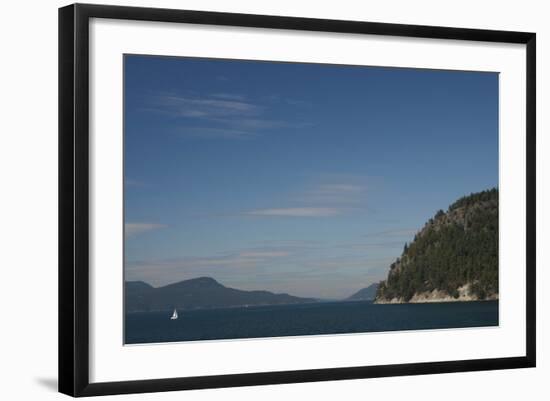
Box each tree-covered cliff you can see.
[375,188,498,303]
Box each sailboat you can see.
[170,308,178,320]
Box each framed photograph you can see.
[58,3,536,397]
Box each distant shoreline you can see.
[125,298,500,314]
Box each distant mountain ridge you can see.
[125,277,316,312]
[347,283,379,301]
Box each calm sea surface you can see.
[125,300,498,344]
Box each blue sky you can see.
[124,55,498,299]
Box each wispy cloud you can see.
[263,94,311,108]
[125,223,166,237]
[301,256,394,270]
[238,250,291,258]
[300,183,366,205]
[245,207,343,217]
[251,239,323,248]
[128,249,290,270]
[125,249,292,286]
[156,95,261,118]
[209,118,302,130]
[179,127,258,140]
[211,93,246,101]
[363,228,418,238]
[336,241,407,250]
[239,178,369,219]
[143,92,311,140]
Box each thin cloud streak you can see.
[363,228,418,238]
[211,93,247,101]
[300,182,367,205]
[239,179,368,219]
[128,249,290,270]
[178,127,258,140]
[125,249,292,286]
[144,92,311,140]
[245,207,343,217]
[157,95,261,117]
[125,223,167,237]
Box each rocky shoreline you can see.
[374,284,498,304]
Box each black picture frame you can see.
[59,3,536,397]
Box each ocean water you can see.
[125,300,499,344]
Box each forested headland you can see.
[375,188,498,303]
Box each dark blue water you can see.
[125,300,498,344]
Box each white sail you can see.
[170,308,178,320]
